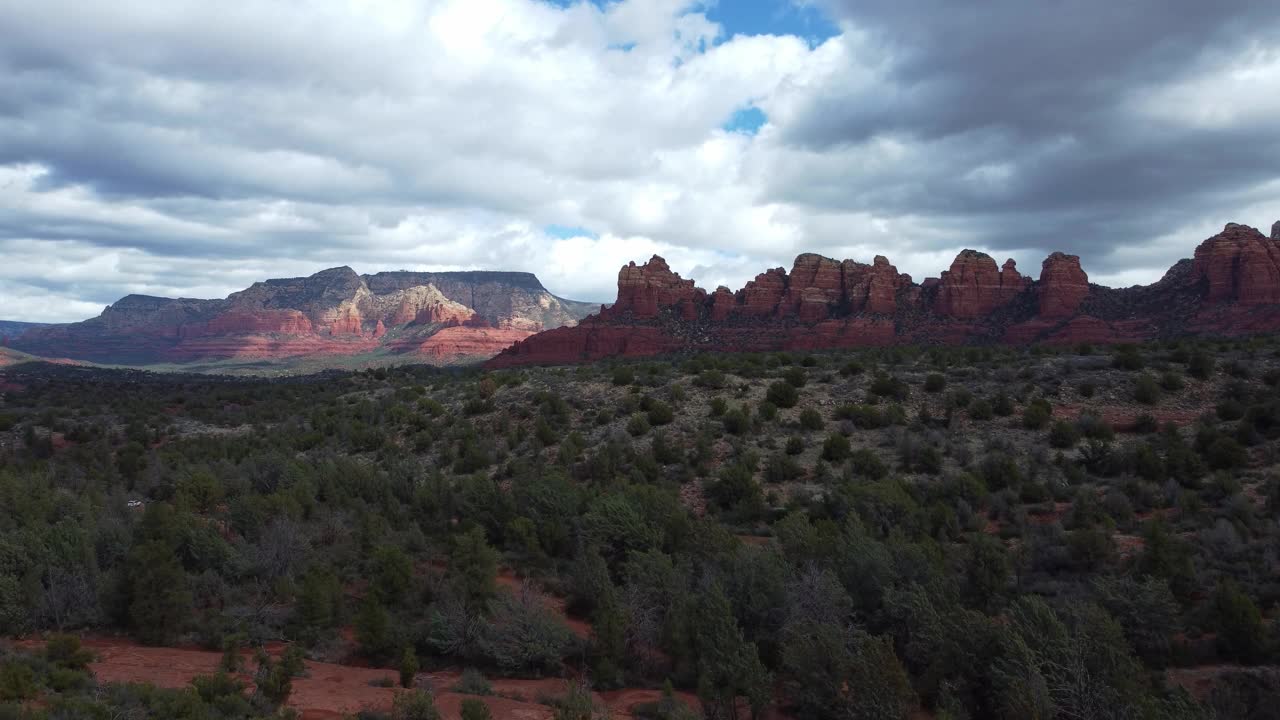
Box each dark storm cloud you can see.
[781,0,1280,270]
[802,0,1278,143]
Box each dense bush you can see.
[1,339,1276,719]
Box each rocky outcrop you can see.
[13,268,593,366]
[934,251,1029,318]
[488,223,1280,367]
[1191,222,1280,305]
[1272,221,1279,241]
[606,256,705,320]
[1038,253,1090,318]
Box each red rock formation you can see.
[606,256,704,320]
[12,267,592,366]
[1272,221,1279,241]
[397,326,533,363]
[1191,223,1280,305]
[1038,252,1090,318]
[934,251,1029,318]
[489,223,1280,368]
[736,268,788,318]
[784,254,844,319]
[845,255,907,314]
[198,310,314,336]
[709,287,735,322]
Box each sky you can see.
[2,0,1279,322]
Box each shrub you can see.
[1048,420,1080,448]
[924,373,946,393]
[1159,371,1185,392]
[1112,345,1145,371]
[798,408,824,431]
[461,698,494,720]
[1134,373,1162,405]
[627,414,650,437]
[611,367,634,386]
[784,436,804,456]
[968,399,994,421]
[821,433,851,462]
[1188,351,1214,379]
[1211,579,1267,664]
[869,374,909,400]
[1022,399,1052,430]
[992,394,1015,417]
[392,690,443,720]
[400,647,419,689]
[708,398,727,417]
[452,668,492,696]
[766,381,800,409]
[764,453,803,484]
[1217,399,1246,421]
[0,662,35,702]
[722,407,750,435]
[1206,436,1246,470]
[782,367,807,388]
[840,360,865,376]
[646,401,674,427]
[757,401,778,422]
[695,369,727,389]
[850,448,888,479]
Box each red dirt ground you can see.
[17,636,726,720]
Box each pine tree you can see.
[450,527,498,615]
[128,540,192,645]
[400,646,419,689]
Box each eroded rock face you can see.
[1038,252,1090,318]
[488,224,1280,367]
[736,268,789,318]
[934,250,1029,318]
[1272,221,1279,241]
[14,267,593,365]
[606,256,705,320]
[1192,223,1280,305]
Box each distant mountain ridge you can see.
[11,267,595,366]
[488,221,1280,367]
[0,321,50,342]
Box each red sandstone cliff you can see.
[488,222,1280,367]
[13,268,592,366]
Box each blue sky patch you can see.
[723,106,767,134]
[706,1,839,46]
[544,224,597,239]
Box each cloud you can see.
[0,0,1278,322]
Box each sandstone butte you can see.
[487,222,1280,368]
[9,268,596,366]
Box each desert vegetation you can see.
[1,338,1279,718]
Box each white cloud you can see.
[0,0,1278,323]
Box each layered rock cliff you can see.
[488,222,1280,367]
[13,268,594,365]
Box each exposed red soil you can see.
[1051,403,1208,430]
